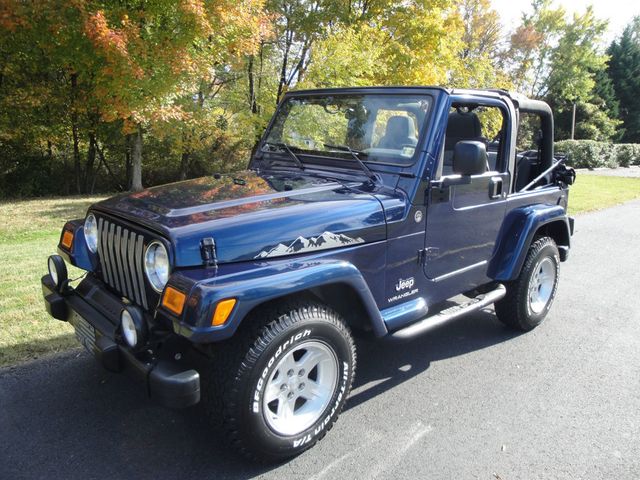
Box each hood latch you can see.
[200,237,217,268]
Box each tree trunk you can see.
[257,41,265,114]
[84,133,96,192]
[70,74,82,194]
[95,141,123,191]
[179,151,190,180]
[71,122,81,194]
[248,55,258,114]
[125,136,132,190]
[570,102,577,140]
[130,125,143,192]
[277,20,293,105]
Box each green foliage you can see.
[547,7,607,104]
[0,0,637,199]
[553,97,622,142]
[555,140,640,169]
[0,0,268,196]
[506,1,619,141]
[453,0,510,90]
[607,17,640,143]
[614,145,640,168]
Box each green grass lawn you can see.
[0,196,106,367]
[567,175,640,215]
[0,175,639,368]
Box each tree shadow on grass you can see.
[41,199,103,222]
[0,332,77,369]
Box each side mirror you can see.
[453,141,487,176]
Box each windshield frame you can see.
[255,90,435,169]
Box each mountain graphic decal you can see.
[255,231,365,259]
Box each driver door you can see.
[423,100,510,288]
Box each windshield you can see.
[262,93,432,166]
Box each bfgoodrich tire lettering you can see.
[203,300,356,462]
[495,236,560,331]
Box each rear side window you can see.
[516,112,542,152]
[513,112,545,191]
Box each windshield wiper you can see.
[263,142,305,171]
[323,143,377,182]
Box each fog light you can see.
[48,255,68,290]
[120,307,147,349]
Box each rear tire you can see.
[202,299,356,462]
[495,236,560,331]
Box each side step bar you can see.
[390,284,506,340]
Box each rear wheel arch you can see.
[495,235,560,331]
[534,219,570,260]
[489,209,571,281]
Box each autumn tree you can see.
[506,1,618,140]
[0,0,267,193]
[301,0,464,88]
[451,0,510,89]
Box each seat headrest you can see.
[445,111,482,150]
[385,115,415,139]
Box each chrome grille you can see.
[97,217,148,308]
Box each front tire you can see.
[203,300,356,462]
[495,236,560,331]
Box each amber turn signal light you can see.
[61,230,74,250]
[212,298,236,326]
[162,286,186,316]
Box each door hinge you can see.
[200,237,217,267]
[418,247,439,265]
[430,185,450,205]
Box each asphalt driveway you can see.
[2,200,639,479]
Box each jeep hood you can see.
[92,170,389,267]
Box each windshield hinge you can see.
[200,237,217,267]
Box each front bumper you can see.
[41,274,200,409]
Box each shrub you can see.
[555,140,640,169]
[616,144,635,167]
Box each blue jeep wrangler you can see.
[42,87,575,461]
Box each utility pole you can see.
[570,102,577,140]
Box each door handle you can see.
[489,177,503,199]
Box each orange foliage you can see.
[0,0,28,31]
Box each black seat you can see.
[377,116,417,150]
[443,111,488,174]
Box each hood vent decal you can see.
[255,231,364,259]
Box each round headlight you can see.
[144,241,169,292]
[84,213,99,253]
